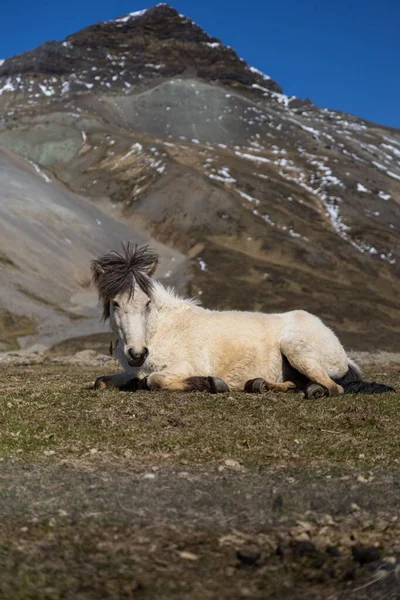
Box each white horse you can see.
[91,244,393,397]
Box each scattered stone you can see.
[290,540,318,558]
[326,545,341,558]
[224,459,242,470]
[272,494,283,511]
[352,545,382,565]
[236,547,261,566]
[356,474,374,483]
[343,568,356,581]
[275,544,284,559]
[178,551,199,561]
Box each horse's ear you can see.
[143,258,158,278]
[91,260,105,285]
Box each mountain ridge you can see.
[0,4,399,351]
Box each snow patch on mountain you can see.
[110,8,149,24]
[248,65,271,81]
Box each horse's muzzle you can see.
[127,347,149,367]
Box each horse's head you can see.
[91,243,158,367]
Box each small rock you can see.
[293,532,310,542]
[352,545,381,565]
[343,568,356,581]
[319,514,335,526]
[291,540,317,558]
[236,547,261,566]
[224,459,242,470]
[326,545,341,558]
[143,473,156,480]
[357,474,373,483]
[178,551,199,561]
[272,494,283,511]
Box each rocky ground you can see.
[0,352,399,599]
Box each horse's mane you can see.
[153,282,201,309]
[91,243,158,320]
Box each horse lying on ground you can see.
[91,243,394,398]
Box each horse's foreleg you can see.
[146,366,229,394]
[94,372,140,390]
[244,378,297,393]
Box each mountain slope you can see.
[0,145,186,349]
[0,4,399,350]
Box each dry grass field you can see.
[0,359,399,599]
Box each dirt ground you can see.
[0,358,399,599]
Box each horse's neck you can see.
[146,282,198,340]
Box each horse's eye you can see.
[112,300,120,309]
[146,300,151,308]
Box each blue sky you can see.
[1,0,399,128]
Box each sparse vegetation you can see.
[0,310,37,350]
[0,360,399,599]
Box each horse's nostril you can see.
[127,348,149,364]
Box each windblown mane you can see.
[91,243,158,320]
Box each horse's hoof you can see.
[305,383,329,400]
[94,376,109,390]
[209,377,230,394]
[244,378,269,394]
[185,376,229,393]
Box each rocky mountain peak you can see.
[0,3,281,100]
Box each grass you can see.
[0,363,399,467]
[0,310,37,350]
[0,361,399,599]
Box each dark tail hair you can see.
[334,362,394,394]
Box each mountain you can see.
[0,3,399,351]
[0,144,186,350]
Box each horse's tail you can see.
[334,359,394,394]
